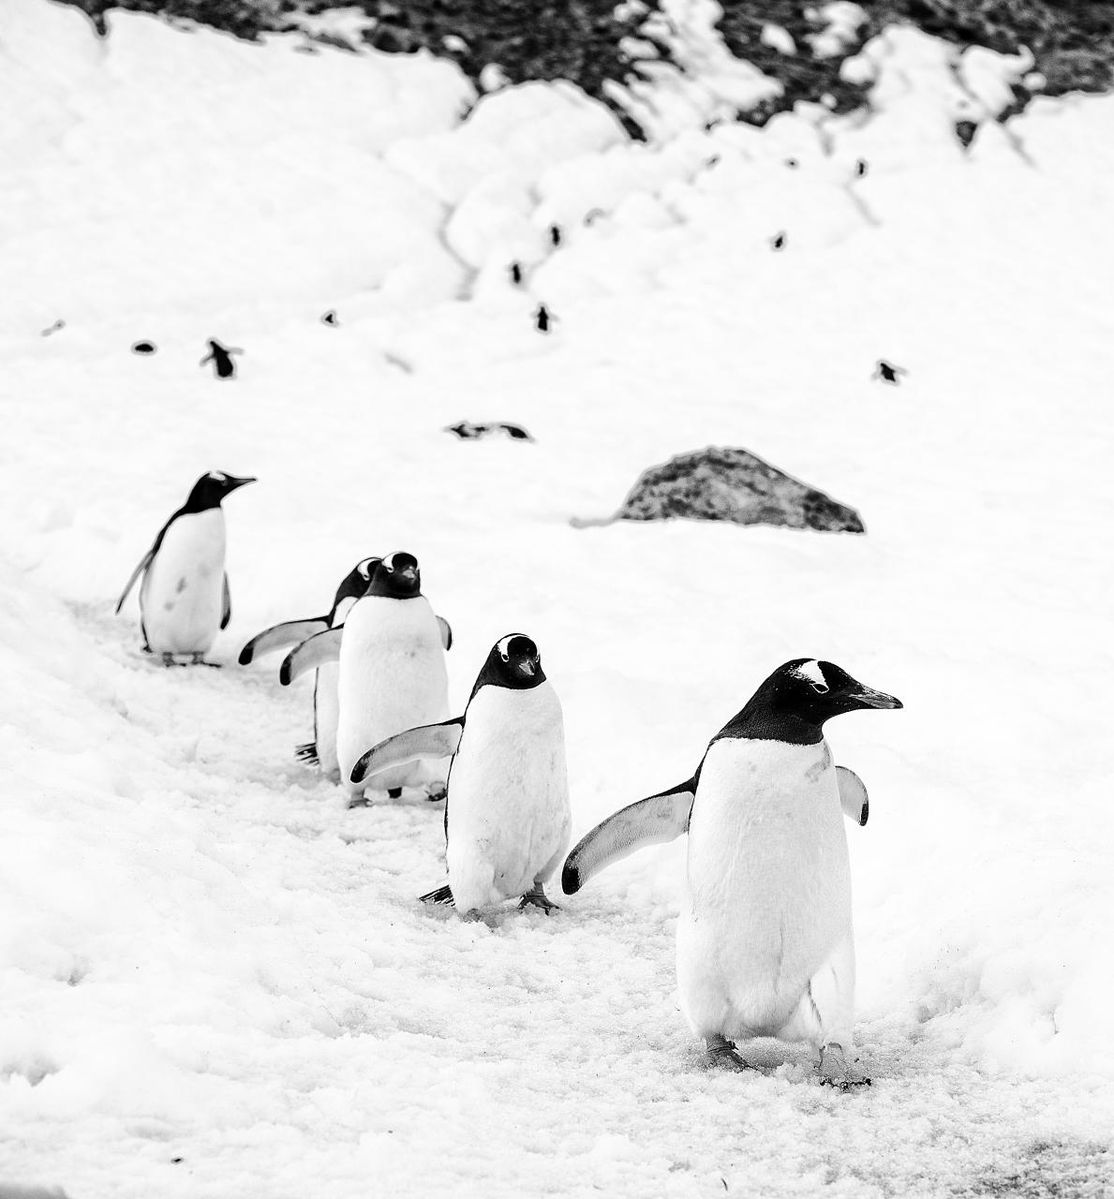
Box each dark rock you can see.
[955,119,979,148]
[606,446,864,533]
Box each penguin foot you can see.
[705,1035,750,1072]
[159,653,186,668]
[818,1043,871,1091]
[387,787,403,800]
[519,884,559,914]
[425,784,447,803]
[346,794,373,809]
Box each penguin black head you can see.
[367,551,421,599]
[720,658,902,745]
[474,634,545,695]
[330,556,381,616]
[182,471,256,512]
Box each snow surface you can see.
[2,0,1114,1195]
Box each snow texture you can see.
[1,0,1113,1195]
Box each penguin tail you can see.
[418,885,455,907]
[295,741,319,766]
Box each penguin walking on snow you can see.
[200,339,242,380]
[116,471,256,664]
[279,552,453,805]
[239,556,380,780]
[351,634,570,914]
[563,659,901,1088]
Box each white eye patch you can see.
[793,659,828,690]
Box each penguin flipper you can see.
[836,765,869,827]
[419,885,455,906]
[561,779,695,895]
[114,547,155,614]
[351,718,464,786]
[238,618,329,665]
[436,615,453,651]
[221,574,232,630]
[279,627,342,685]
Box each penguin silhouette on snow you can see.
[351,634,570,914]
[563,658,901,1088]
[279,552,453,805]
[116,471,256,664]
[200,339,242,380]
[239,556,381,780]
[873,359,907,385]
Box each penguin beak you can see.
[398,565,417,583]
[518,658,538,677]
[225,475,257,492]
[847,684,902,710]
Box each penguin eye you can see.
[500,652,510,662]
[809,680,829,694]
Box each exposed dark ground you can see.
[55,0,1114,138]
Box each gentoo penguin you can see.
[116,471,256,664]
[534,304,553,333]
[562,659,901,1088]
[872,359,907,385]
[239,557,379,780]
[200,339,242,379]
[351,634,570,914]
[279,552,452,804]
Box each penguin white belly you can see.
[140,510,226,655]
[336,596,450,793]
[314,662,341,779]
[445,683,571,913]
[677,738,852,1044]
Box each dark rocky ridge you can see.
[57,0,1114,141]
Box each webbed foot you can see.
[346,794,373,809]
[519,883,559,914]
[425,784,447,803]
[818,1042,871,1090]
[706,1035,749,1072]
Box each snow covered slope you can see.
[2,1,1113,1195]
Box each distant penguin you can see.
[280,552,453,804]
[509,262,523,286]
[549,224,562,248]
[116,471,256,664]
[239,557,380,780]
[131,341,157,355]
[771,231,786,251]
[200,339,242,380]
[40,319,66,337]
[872,359,907,385]
[534,304,554,333]
[351,634,570,914]
[855,158,868,178]
[563,658,901,1088]
[321,310,339,327]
